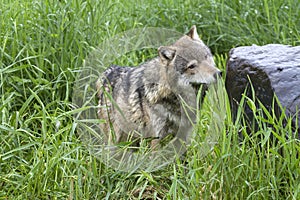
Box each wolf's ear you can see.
[187,25,201,41]
[158,46,176,65]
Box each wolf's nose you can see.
[214,71,222,80]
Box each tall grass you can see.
[0,0,299,199]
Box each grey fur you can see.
[97,25,220,148]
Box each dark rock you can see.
[226,44,300,134]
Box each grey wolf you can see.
[97,25,221,149]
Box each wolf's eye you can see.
[188,64,197,69]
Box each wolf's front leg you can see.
[149,118,168,150]
[150,138,160,150]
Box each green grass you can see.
[1,0,300,199]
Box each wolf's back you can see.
[101,65,131,92]
[97,65,132,100]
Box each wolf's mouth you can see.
[191,82,207,91]
[191,83,208,97]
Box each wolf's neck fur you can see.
[143,57,193,104]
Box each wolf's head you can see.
[158,25,221,86]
